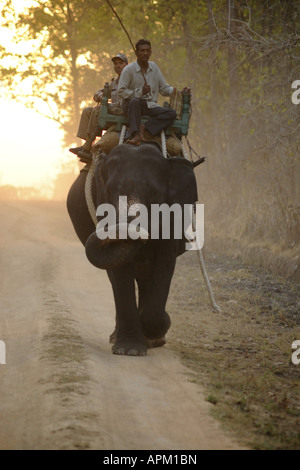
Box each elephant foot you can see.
[109,329,117,344]
[145,336,166,348]
[112,341,147,356]
[110,330,166,349]
[141,311,171,340]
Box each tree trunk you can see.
[226,0,240,162]
[67,3,80,127]
[207,0,221,160]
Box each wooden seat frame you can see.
[97,82,191,137]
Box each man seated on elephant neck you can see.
[117,39,177,146]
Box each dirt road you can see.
[0,200,244,450]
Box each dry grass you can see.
[167,249,300,450]
[40,290,90,398]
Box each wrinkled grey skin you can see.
[67,143,198,356]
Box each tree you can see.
[0,0,124,144]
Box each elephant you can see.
[67,142,198,356]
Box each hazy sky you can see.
[0,99,71,191]
[0,0,77,195]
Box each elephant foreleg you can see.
[140,241,176,340]
[108,266,147,356]
[135,265,167,348]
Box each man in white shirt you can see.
[118,39,177,145]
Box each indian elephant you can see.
[67,142,198,356]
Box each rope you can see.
[182,142,220,311]
[184,136,203,162]
[197,248,221,312]
[119,124,127,144]
[161,130,167,158]
[180,139,190,160]
[85,155,100,227]
[192,207,221,312]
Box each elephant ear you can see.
[94,155,109,204]
[167,157,198,205]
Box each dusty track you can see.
[0,200,244,450]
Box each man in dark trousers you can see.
[69,53,128,156]
[118,39,177,145]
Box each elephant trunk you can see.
[85,223,148,269]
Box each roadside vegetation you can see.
[168,250,300,450]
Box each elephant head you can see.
[85,143,198,270]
